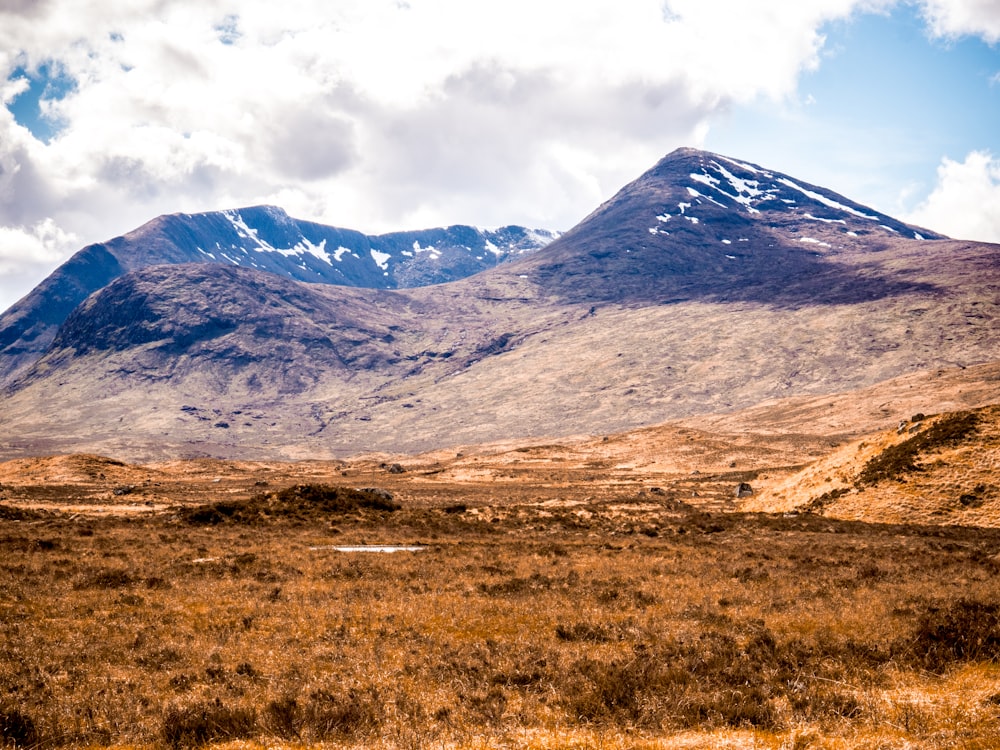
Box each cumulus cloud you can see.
[0,0,993,312]
[921,0,1000,41]
[0,217,77,308]
[906,151,1000,242]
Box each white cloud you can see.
[0,75,28,105]
[0,217,78,310]
[906,151,1000,242]
[921,0,1000,42]
[0,1,887,236]
[0,216,76,266]
[0,0,989,313]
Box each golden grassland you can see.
[747,405,1000,527]
[5,464,1000,750]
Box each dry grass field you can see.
[4,424,1000,750]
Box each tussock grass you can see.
[4,491,1000,748]
[179,483,401,525]
[855,410,980,487]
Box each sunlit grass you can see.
[4,488,1000,748]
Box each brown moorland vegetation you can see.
[748,404,1000,527]
[3,439,1000,749]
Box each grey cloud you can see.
[93,153,252,211]
[97,155,165,201]
[363,62,717,227]
[0,0,51,17]
[160,41,210,79]
[438,61,713,141]
[0,261,54,313]
[921,0,1000,41]
[441,60,555,105]
[0,138,55,226]
[265,107,358,182]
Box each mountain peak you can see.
[0,208,558,385]
[1,149,997,460]
[495,148,946,306]
[637,148,943,239]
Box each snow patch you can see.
[525,230,550,247]
[370,248,391,270]
[798,237,831,248]
[880,225,899,234]
[804,213,847,225]
[721,239,732,244]
[656,213,671,223]
[224,210,277,252]
[690,172,721,189]
[413,240,441,258]
[777,179,878,220]
[706,161,771,213]
[223,209,340,265]
[718,155,772,177]
[292,238,332,265]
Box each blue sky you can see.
[707,4,1000,228]
[1,0,999,312]
[6,61,76,144]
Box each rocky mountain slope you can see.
[0,207,557,383]
[1,148,998,461]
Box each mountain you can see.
[1,148,998,461]
[0,207,558,384]
[487,147,946,305]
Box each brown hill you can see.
[0,148,997,461]
[744,404,1000,526]
[0,207,556,385]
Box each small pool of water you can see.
[309,545,427,553]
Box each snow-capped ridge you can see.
[630,148,948,243]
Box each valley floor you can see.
[4,456,1000,748]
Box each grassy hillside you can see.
[746,405,1000,526]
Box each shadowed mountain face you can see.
[491,148,946,306]
[1,148,998,461]
[37,264,427,395]
[0,207,557,384]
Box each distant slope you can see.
[0,206,557,384]
[1,148,998,461]
[744,405,1000,527]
